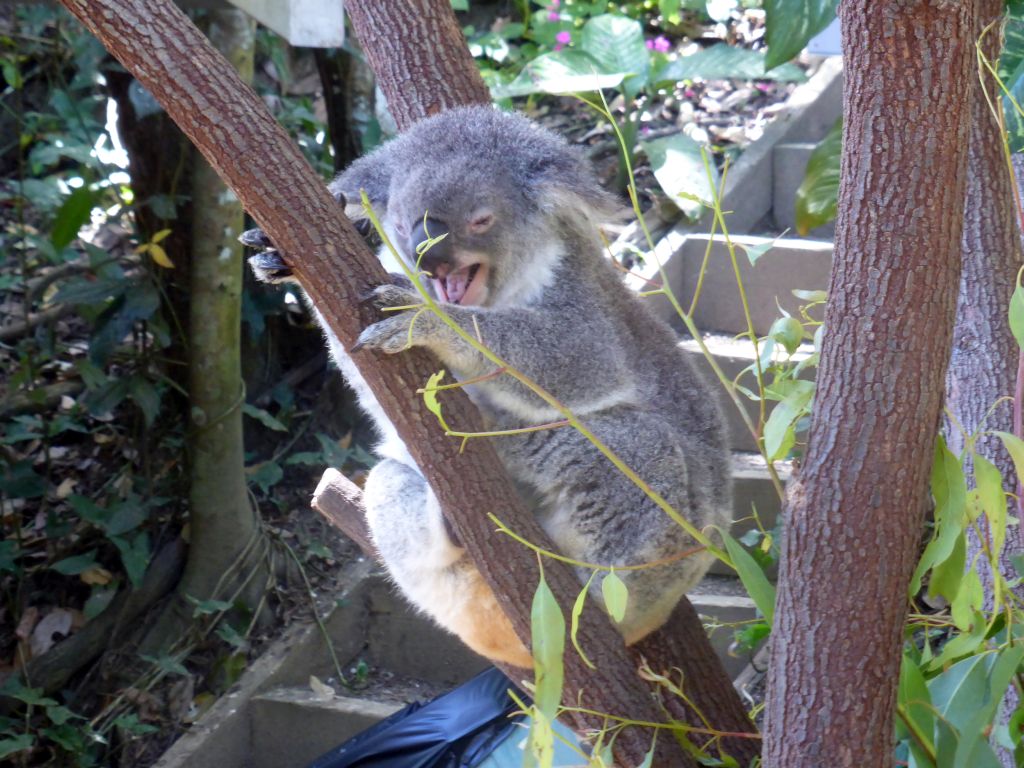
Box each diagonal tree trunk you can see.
[762,1,976,766]
[55,1,702,764]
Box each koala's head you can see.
[330,106,619,307]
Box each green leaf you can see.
[139,651,189,677]
[84,584,117,620]
[722,531,776,624]
[242,403,287,432]
[601,569,629,623]
[491,49,626,99]
[111,533,149,589]
[186,595,234,616]
[995,432,1024,491]
[763,380,814,461]
[896,653,934,750]
[570,573,597,669]
[6,683,58,707]
[654,44,807,84]
[739,238,778,266]
[450,0,469,9]
[974,454,1007,560]
[528,568,565,767]
[129,376,161,428]
[51,550,98,576]
[247,461,283,493]
[0,734,34,759]
[639,133,717,221]
[764,0,838,70]
[422,370,450,432]
[795,118,841,235]
[580,15,649,99]
[910,437,968,596]
[1009,273,1024,350]
[0,461,46,499]
[51,187,93,251]
[949,569,982,632]
[769,316,804,355]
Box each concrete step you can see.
[682,333,815,453]
[246,581,762,768]
[159,565,763,768]
[628,233,833,336]
[772,142,836,239]
[249,689,402,768]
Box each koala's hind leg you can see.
[363,459,532,669]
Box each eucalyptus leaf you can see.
[601,569,629,623]
[1009,275,1024,350]
[763,380,814,461]
[722,531,776,624]
[242,403,287,432]
[764,0,838,70]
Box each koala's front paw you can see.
[353,284,425,354]
[240,228,296,284]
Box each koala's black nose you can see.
[409,217,452,274]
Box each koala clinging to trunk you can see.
[244,106,731,669]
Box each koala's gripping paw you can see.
[353,283,424,354]
[240,228,296,284]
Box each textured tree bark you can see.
[762,2,975,766]
[945,0,1024,594]
[56,2,691,764]
[344,0,492,128]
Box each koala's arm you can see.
[356,283,634,419]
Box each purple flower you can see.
[548,11,560,20]
[554,30,572,50]
[647,35,671,53]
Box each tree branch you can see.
[57,2,693,763]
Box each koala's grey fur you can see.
[245,106,731,668]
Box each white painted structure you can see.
[227,0,344,48]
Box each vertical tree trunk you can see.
[179,8,262,607]
[762,2,975,766]
[344,0,492,127]
[945,0,1024,592]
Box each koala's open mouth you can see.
[432,263,487,305]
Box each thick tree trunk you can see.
[179,8,263,607]
[58,2,692,764]
[945,0,1024,592]
[762,2,975,767]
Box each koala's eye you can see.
[468,210,496,235]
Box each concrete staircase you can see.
[156,57,843,768]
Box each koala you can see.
[243,106,731,669]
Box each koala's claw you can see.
[367,283,421,310]
[355,315,416,355]
[247,251,294,283]
[239,227,273,249]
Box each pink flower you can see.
[647,35,671,53]
[554,30,572,50]
[548,11,560,20]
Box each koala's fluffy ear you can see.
[328,143,397,223]
[531,150,626,236]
